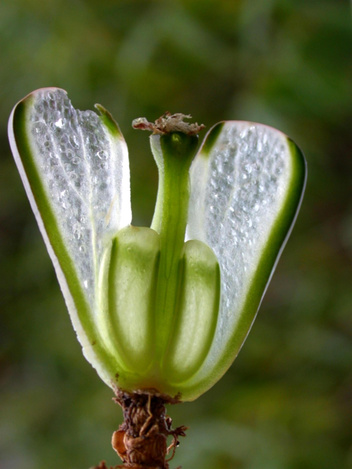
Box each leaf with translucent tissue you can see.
[8,88,306,401]
[8,88,131,384]
[183,121,306,398]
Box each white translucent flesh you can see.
[8,88,131,381]
[186,122,300,388]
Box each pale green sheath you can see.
[8,88,306,401]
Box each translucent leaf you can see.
[9,90,306,400]
[184,121,306,399]
[8,88,131,385]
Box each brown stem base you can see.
[108,389,187,469]
[91,463,114,469]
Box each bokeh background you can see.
[1,0,352,468]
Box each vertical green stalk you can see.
[150,132,199,368]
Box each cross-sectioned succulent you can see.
[8,88,306,403]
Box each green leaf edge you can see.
[95,103,125,140]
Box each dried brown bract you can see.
[132,112,205,136]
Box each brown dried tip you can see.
[132,112,205,136]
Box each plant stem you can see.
[109,390,186,468]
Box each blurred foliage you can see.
[1,0,352,468]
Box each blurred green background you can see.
[1,0,352,468]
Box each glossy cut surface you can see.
[183,122,306,398]
[8,89,132,387]
[8,89,306,401]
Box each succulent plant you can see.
[8,88,306,467]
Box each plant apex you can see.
[132,112,205,135]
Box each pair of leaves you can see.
[8,88,306,400]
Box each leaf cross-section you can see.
[183,121,307,400]
[8,88,132,386]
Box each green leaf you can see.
[179,121,307,400]
[8,88,132,389]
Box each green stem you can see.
[150,132,199,367]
